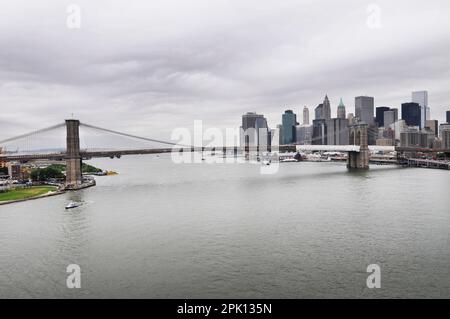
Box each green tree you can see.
[30,166,65,181]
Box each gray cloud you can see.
[0,0,449,142]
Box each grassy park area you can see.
[0,186,58,202]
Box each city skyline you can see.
[1,0,450,140]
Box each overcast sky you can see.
[1,0,450,142]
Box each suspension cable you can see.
[0,123,66,145]
[80,122,193,148]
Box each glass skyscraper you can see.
[402,103,421,128]
[412,91,428,129]
[282,110,298,144]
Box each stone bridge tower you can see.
[65,119,82,188]
[348,123,370,169]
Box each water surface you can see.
[0,155,449,298]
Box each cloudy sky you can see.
[1,0,450,142]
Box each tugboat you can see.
[65,202,80,210]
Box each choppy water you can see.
[0,155,449,298]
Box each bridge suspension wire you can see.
[0,123,66,145]
[80,123,193,148]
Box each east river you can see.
[0,155,449,298]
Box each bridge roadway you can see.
[0,145,294,162]
[1,145,449,162]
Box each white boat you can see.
[65,202,80,210]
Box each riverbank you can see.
[0,186,64,206]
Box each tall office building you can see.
[376,106,390,127]
[282,110,299,144]
[326,118,349,145]
[322,95,331,120]
[412,91,428,129]
[240,112,270,148]
[355,96,375,125]
[296,125,313,145]
[303,106,310,125]
[384,109,398,128]
[312,119,327,145]
[426,120,439,137]
[402,102,422,128]
[337,98,346,120]
[447,111,450,123]
[315,104,324,120]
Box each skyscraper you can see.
[412,91,428,129]
[384,109,398,128]
[446,111,450,123]
[322,95,331,120]
[355,96,375,125]
[240,112,270,148]
[326,118,349,145]
[312,119,327,145]
[282,110,299,144]
[337,98,346,120]
[315,104,324,120]
[303,106,310,125]
[402,103,421,128]
[426,120,439,137]
[376,106,390,127]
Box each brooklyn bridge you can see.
[1,119,449,189]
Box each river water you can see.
[0,155,449,298]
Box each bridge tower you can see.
[347,123,370,169]
[65,119,83,188]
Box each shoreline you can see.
[0,188,66,206]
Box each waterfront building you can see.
[315,104,324,120]
[412,91,428,129]
[384,109,399,128]
[400,128,433,148]
[376,138,394,146]
[8,163,23,181]
[282,110,299,144]
[326,118,349,145]
[426,120,439,137]
[442,129,450,149]
[337,98,346,120]
[312,119,327,145]
[303,106,310,125]
[376,106,390,127]
[355,96,375,125]
[322,95,331,120]
[0,147,7,169]
[296,125,313,145]
[240,112,270,148]
[401,102,422,129]
[439,123,450,140]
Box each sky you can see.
[1,0,450,142]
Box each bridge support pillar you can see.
[347,123,370,169]
[65,119,83,189]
